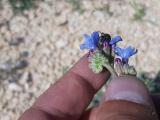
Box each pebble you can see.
[8,37,24,46]
[8,83,22,92]
[19,72,29,84]
[0,1,13,24]
[0,60,13,73]
[54,14,68,26]
[55,39,68,48]
[9,16,28,35]
[14,60,29,70]
[20,51,30,58]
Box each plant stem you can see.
[104,64,118,79]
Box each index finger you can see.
[19,54,110,120]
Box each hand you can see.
[19,54,160,120]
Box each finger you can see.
[98,76,158,120]
[19,54,110,120]
[81,76,159,120]
[151,94,160,118]
[80,107,97,120]
[104,75,152,106]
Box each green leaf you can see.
[89,51,108,73]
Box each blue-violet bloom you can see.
[80,32,99,50]
[115,46,138,63]
[109,35,122,45]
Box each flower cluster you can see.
[80,31,138,77]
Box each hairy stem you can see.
[104,64,118,79]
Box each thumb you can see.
[96,75,158,120]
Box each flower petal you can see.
[115,47,124,57]
[115,46,137,63]
[126,46,138,57]
[83,34,91,44]
[80,32,99,50]
[80,44,86,50]
[91,31,99,46]
[109,35,122,45]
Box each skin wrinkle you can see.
[32,69,104,120]
[96,112,139,120]
[69,70,96,93]
[101,114,142,120]
[26,107,80,120]
[30,107,57,119]
[71,66,110,90]
[96,100,155,120]
[19,108,54,120]
[35,76,88,115]
[107,91,146,105]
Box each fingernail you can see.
[104,76,152,106]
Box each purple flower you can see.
[80,32,99,50]
[103,41,109,48]
[114,57,122,64]
[109,35,122,46]
[115,46,138,63]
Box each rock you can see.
[0,60,13,73]
[9,16,28,35]
[8,76,17,83]
[19,72,29,84]
[14,60,29,70]
[55,39,68,48]
[8,83,22,92]
[27,72,33,83]
[19,71,33,85]
[0,86,4,98]
[0,1,13,24]
[20,51,30,58]
[93,10,105,21]
[55,15,68,26]
[8,37,24,46]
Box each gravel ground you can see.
[0,0,160,119]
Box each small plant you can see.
[9,0,36,13]
[80,31,137,79]
[79,31,160,92]
[79,31,160,107]
[67,0,84,14]
[131,1,146,21]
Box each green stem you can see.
[104,64,118,79]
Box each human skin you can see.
[18,54,160,120]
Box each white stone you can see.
[55,39,68,48]
[8,83,22,92]
[9,16,28,34]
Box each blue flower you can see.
[80,32,99,50]
[115,46,138,63]
[109,35,122,45]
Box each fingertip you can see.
[95,76,159,120]
[104,75,152,106]
[71,54,110,91]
